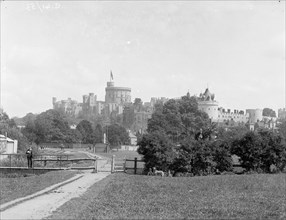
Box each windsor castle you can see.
[53,79,283,133]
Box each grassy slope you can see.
[0,170,79,205]
[48,173,286,219]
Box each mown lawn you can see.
[0,170,79,205]
[48,173,286,219]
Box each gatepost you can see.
[111,155,115,173]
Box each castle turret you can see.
[197,88,219,121]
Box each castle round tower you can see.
[105,81,131,104]
[197,88,219,121]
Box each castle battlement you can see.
[197,88,251,123]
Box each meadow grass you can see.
[48,173,286,219]
[0,170,79,205]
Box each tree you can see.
[134,98,143,112]
[231,131,263,172]
[106,124,130,146]
[212,140,233,172]
[263,108,276,117]
[258,129,286,172]
[138,94,212,175]
[65,129,82,143]
[137,131,176,172]
[22,118,37,144]
[76,120,95,144]
[216,125,248,145]
[147,95,210,142]
[277,118,286,141]
[94,124,103,143]
[231,129,286,172]
[22,113,37,125]
[34,109,70,144]
[123,105,135,129]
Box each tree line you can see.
[1,109,130,152]
[137,94,286,176]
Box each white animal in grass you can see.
[153,167,165,177]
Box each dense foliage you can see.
[19,110,94,145]
[232,129,286,172]
[106,124,130,146]
[76,120,95,144]
[138,94,221,175]
[138,95,286,175]
[277,118,286,140]
[32,110,71,144]
[262,108,276,118]
[18,109,129,146]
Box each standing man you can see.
[26,147,33,168]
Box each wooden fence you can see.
[112,156,145,174]
[0,153,98,171]
[38,143,94,149]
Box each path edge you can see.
[0,174,84,212]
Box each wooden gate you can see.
[111,155,126,173]
[111,156,145,174]
[94,158,112,172]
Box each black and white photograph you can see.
[0,0,285,219]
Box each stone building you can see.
[197,88,249,124]
[278,108,286,119]
[105,81,131,115]
[245,109,263,123]
[197,88,278,130]
[52,97,82,117]
[82,93,97,115]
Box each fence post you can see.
[111,155,115,173]
[9,154,12,169]
[93,158,98,173]
[134,157,137,174]
[124,156,126,173]
[59,156,62,169]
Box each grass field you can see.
[0,170,79,205]
[48,173,286,219]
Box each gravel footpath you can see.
[0,171,110,219]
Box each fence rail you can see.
[0,153,98,171]
[112,157,145,174]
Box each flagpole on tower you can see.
[110,70,113,82]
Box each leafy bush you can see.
[231,129,286,173]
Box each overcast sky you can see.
[1,1,285,118]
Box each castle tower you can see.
[246,109,263,123]
[105,81,131,104]
[197,88,219,121]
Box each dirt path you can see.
[1,149,112,219]
[1,170,110,219]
